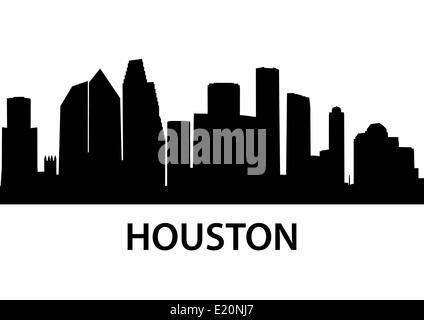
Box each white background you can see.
[0,0,424,299]
[1,206,424,300]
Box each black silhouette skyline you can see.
[0,58,423,204]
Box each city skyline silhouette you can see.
[0,58,423,204]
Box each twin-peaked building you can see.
[58,60,165,199]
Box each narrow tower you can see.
[286,93,311,178]
[122,59,165,188]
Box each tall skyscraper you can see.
[89,70,121,175]
[329,107,344,184]
[256,67,280,176]
[286,93,311,178]
[1,97,38,188]
[122,59,165,188]
[59,82,88,177]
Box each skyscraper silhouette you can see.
[122,59,165,189]
[194,83,241,173]
[59,82,88,178]
[329,106,345,185]
[194,83,257,175]
[1,97,37,190]
[191,82,263,203]
[286,93,311,178]
[89,70,121,182]
[310,106,346,196]
[256,68,280,176]
[1,59,424,204]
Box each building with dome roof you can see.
[354,123,419,189]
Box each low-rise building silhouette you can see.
[44,156,57,177]
[354,123,419,190]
